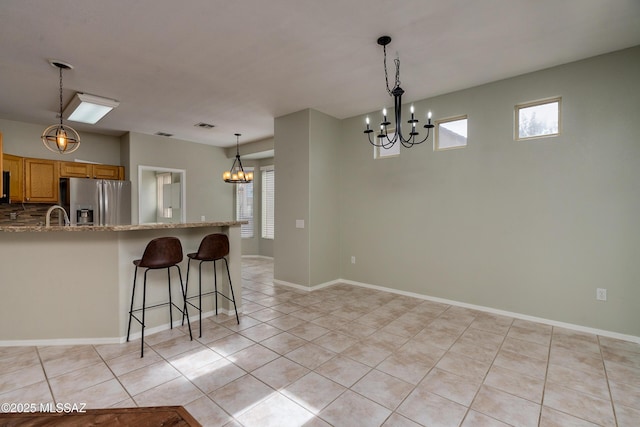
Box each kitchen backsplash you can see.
[0,204,61,226]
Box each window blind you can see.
[261,166,274,239]
[235,168,254,238]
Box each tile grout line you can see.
[597,334,619,427]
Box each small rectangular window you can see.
[515,97,561,140]
[374,130,400,159]
[435,116,468,150]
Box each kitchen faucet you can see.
[45,205,70,227]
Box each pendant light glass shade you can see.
[42,60,81,154]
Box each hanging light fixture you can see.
[364,36,434,149]
[41,60,80,154]
[223,133,254,184]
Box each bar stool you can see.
[183,233,239,337]
[126,237,193,357]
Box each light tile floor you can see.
[1,257,639,426]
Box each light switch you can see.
[296,219,305,229]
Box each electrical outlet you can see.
[351,256,356,264]
[596,288,607,301]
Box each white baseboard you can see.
[242,255,274,260]
[0,337,123,347]
[3,278,636,347]
[0,308,242,347]
[274,277,640,344]
[273,278,341,291]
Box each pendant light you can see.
[41,60,80,154]
[364,36,434,149]
[223,133,253,184]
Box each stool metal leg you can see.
[175,265,193,341]
[223,258,240,324]
[182,258,192,327]
[126,266,139,342]
[141,269,149,358]
[213,259,219,315]
[167,268,173,328]
[198,260,203,337]
[183,259,202,338]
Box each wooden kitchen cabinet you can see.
[24,158,58,203]
[0,132,3,200]
[93,164,124,180]
[59,162,124,180]
[2,153,25,203]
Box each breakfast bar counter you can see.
[0,221,243,344]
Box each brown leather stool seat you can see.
[182,233,239,337]
[127,237,192,357]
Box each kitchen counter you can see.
[0,221,244,232]
[0,221,243,344]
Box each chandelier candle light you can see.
[364,36,434,149]
[223,133,254,184]
[41,60,81,154]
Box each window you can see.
[515,97,561,140]
[374,131,400,159]
[235,168,253,238]
[261,166,274,239]
[435,116,468,150]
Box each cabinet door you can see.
[0,132,3,199]
[2,154,25,203]
[59,161,92,178]
[92,164,123,180]
[24,158,58,203]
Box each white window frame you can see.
[374,130,400,159]
[235,167,254,238]
[435,115,468,151]
[261,165,275,240]
[515,97,562,141]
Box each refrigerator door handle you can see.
[97,180,105,226]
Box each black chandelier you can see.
[41,60,81,154]
[364,36,433,149]
[223,133,253,184]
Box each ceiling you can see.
[1,0,639,148]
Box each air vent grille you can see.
[155,132,173,137]
[195,122,215,129]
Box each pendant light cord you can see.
[382,43,402,96]
[58,67,64,125]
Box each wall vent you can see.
[155,132,173,137]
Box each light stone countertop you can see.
[0,221,245,232]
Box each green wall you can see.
[0,118,121,164]
[126,132,233,224]
[338,46,640,337]
[274,46,640,338]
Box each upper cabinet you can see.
[59,162,124,180]
[3,154,24,203]
[2,153,126,203]
[24,158,59,203]
[0,132,3,200]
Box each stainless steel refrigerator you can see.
[60,178,131,226]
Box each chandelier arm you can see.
[381,131,398,148]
